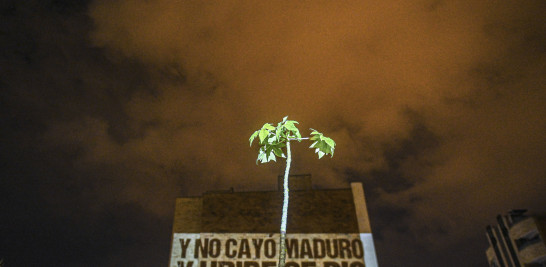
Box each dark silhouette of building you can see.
[485,210,546,267]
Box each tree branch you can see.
[288,137,310,141]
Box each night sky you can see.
[1,0,545,266]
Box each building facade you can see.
[486,210,546,267]
[169,174,378,267]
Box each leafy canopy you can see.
[249,116,336,164]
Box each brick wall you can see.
[172,188,360,233]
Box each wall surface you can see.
[170,181,377,267]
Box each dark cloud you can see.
[1,0,545,266]
[0,1,170,266]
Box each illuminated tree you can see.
[250,116,335,267]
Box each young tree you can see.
[250,116,336,267]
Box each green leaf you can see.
[284,120,299,131]
[318,151,325,159]
[316,140,328,152]
[267,135,277,144]
[263,123,275,131]
[273,147,284,157]
[323,136,336,148]
[275,125,282,142]
[267,150,277,162]
[309,128,322,141]
[293,128,302,140]
[256,148,267,164]
[265,145,273,157]
[258,128,269,143]
[307,128,336,158]
[249,131,258,146]
[310,138,335,158]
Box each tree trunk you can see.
[278,140,291,267]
